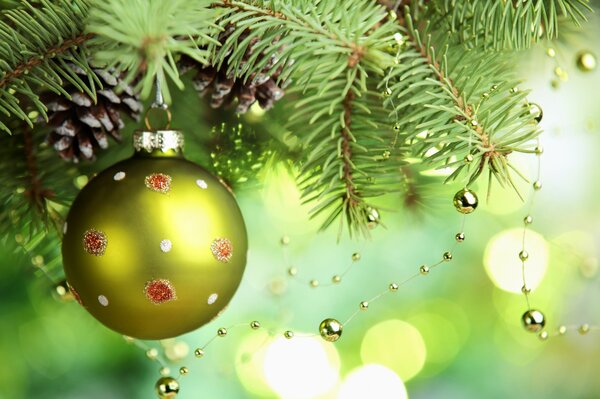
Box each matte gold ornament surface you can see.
[155,376,180,399]
[62,130,247,339]
[521,309,546,333]
[453,188,478,214]
[319,318,343,342]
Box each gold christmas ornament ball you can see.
[319,318,343,342]
[576,51,597,72]
[155,376,180,399]
[522,309,546,333]
[62,130,248,339]
[453,188,478,214]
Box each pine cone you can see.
[180,25,286,114]
[43,65,142,163]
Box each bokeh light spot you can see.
[338,364,408,399]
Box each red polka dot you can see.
[83,229,107,256]
[211,238,233,263]
[145,279,176,304]
[145,173,172,194]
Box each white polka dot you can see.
[63,222,68,234]
[207,293,218,305]
[160,239,172,253]
[98,295,109,306]
[196,179,208,189]
[113,171,126,181]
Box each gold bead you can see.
[419,265,430,275]
[280,236,290,245]
[319,318,343,342]
[310,279,319,288]
[576,51,597,72]
[510,87,519,94]
[443,252,453,261]
[455,232,465,242]
[54,279,74,302]
[521,309,546,333]
[389,283,399,292]
[464,154,474,164]
[194,348,204,358]
[123,335,135,344]
[382,88,392,98]
[558,325,567,335]
[159,367,170,376]
[453,188,478,214]
[382,150,391,160]
[365,207,380,229]
[359,301,369,310]
[217,328,227,337]
[287,267,297,277]
[179,367,189,376]
[535,146,543,155]
[155,376,180,399]
[578,324,590,335]
[524,215,533,225]
[527,103,543,124]
[521,285,531,294]
[352,252,361,262]
[519,250,529,262]
[538,331,549,341]
[491,84,498,91]
[284,330,294,339]
[250,321,261,330]
[393,123,401,132]
[546,48,556,58]
[533,181,542,190]
[470,119,479,127]
[332,275,342,284]
[146,348,159,360]
[481,92,489,99]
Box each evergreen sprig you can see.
[431,0,592,50]
[86,0,220,103]
[0,0,95,134]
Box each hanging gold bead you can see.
[310,279,319,288]
[464,154,474,164]
[521,309,546,333]
[287,267,297,277]
[146,348,159,360]
[284,330,294,339]
[365,207,381,229]
[352,252,361,262]
[538,331,549,341]
[155,376,180,399]
[159,367,170,376]
[250,321,261,330]
[453,188,478,214]
[521,285,531,295]
[389,283,399,292]
[546,48,556,58]
[576,51,597,72]
[359,301,369,310]
[393,123,401,132]
[280,236,290,245]
[533,181,542,190]
[519,250,529,262]
[179,367,189,376]
[382,150,391,160]
[527,103,543,124]
[194,348,204,358]
[443,252,453,261]
[53,279,74,302]
[524,215,533,225]
[455,232,465,242]
[578,324,590,335]
[535,146,543,155]
[419,265,430,275]
[558,325,567,335]
[332,275,342,284]
[217,328,227,337]
[319,318,343,342]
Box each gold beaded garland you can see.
[359,301,369,310]
[455,232,465,242]
[194,348,204,358]
[250,321,261,330]
[319,318,343,342]
[217,328,228,337]
[419,265,429,275]
[155,376,180,399]
[521,309,546,333]
[453,188,478,214]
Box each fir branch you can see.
[86,0,220,103]
[430,0,593,50]
[0,0,96,134]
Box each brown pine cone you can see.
[43,65,142,163]
[180,25,286,114]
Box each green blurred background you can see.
[2,11,600,399]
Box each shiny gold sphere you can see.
[576,51,597,72]
[54,279,74,302]
[319,318,343,342]
[364,206,380,229]
[155,376,180,399]
[453,188,478,214]
[62,131,248,339]
[455,232,465,242]
[521,309,546,333]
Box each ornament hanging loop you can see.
[144,76,172,130]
